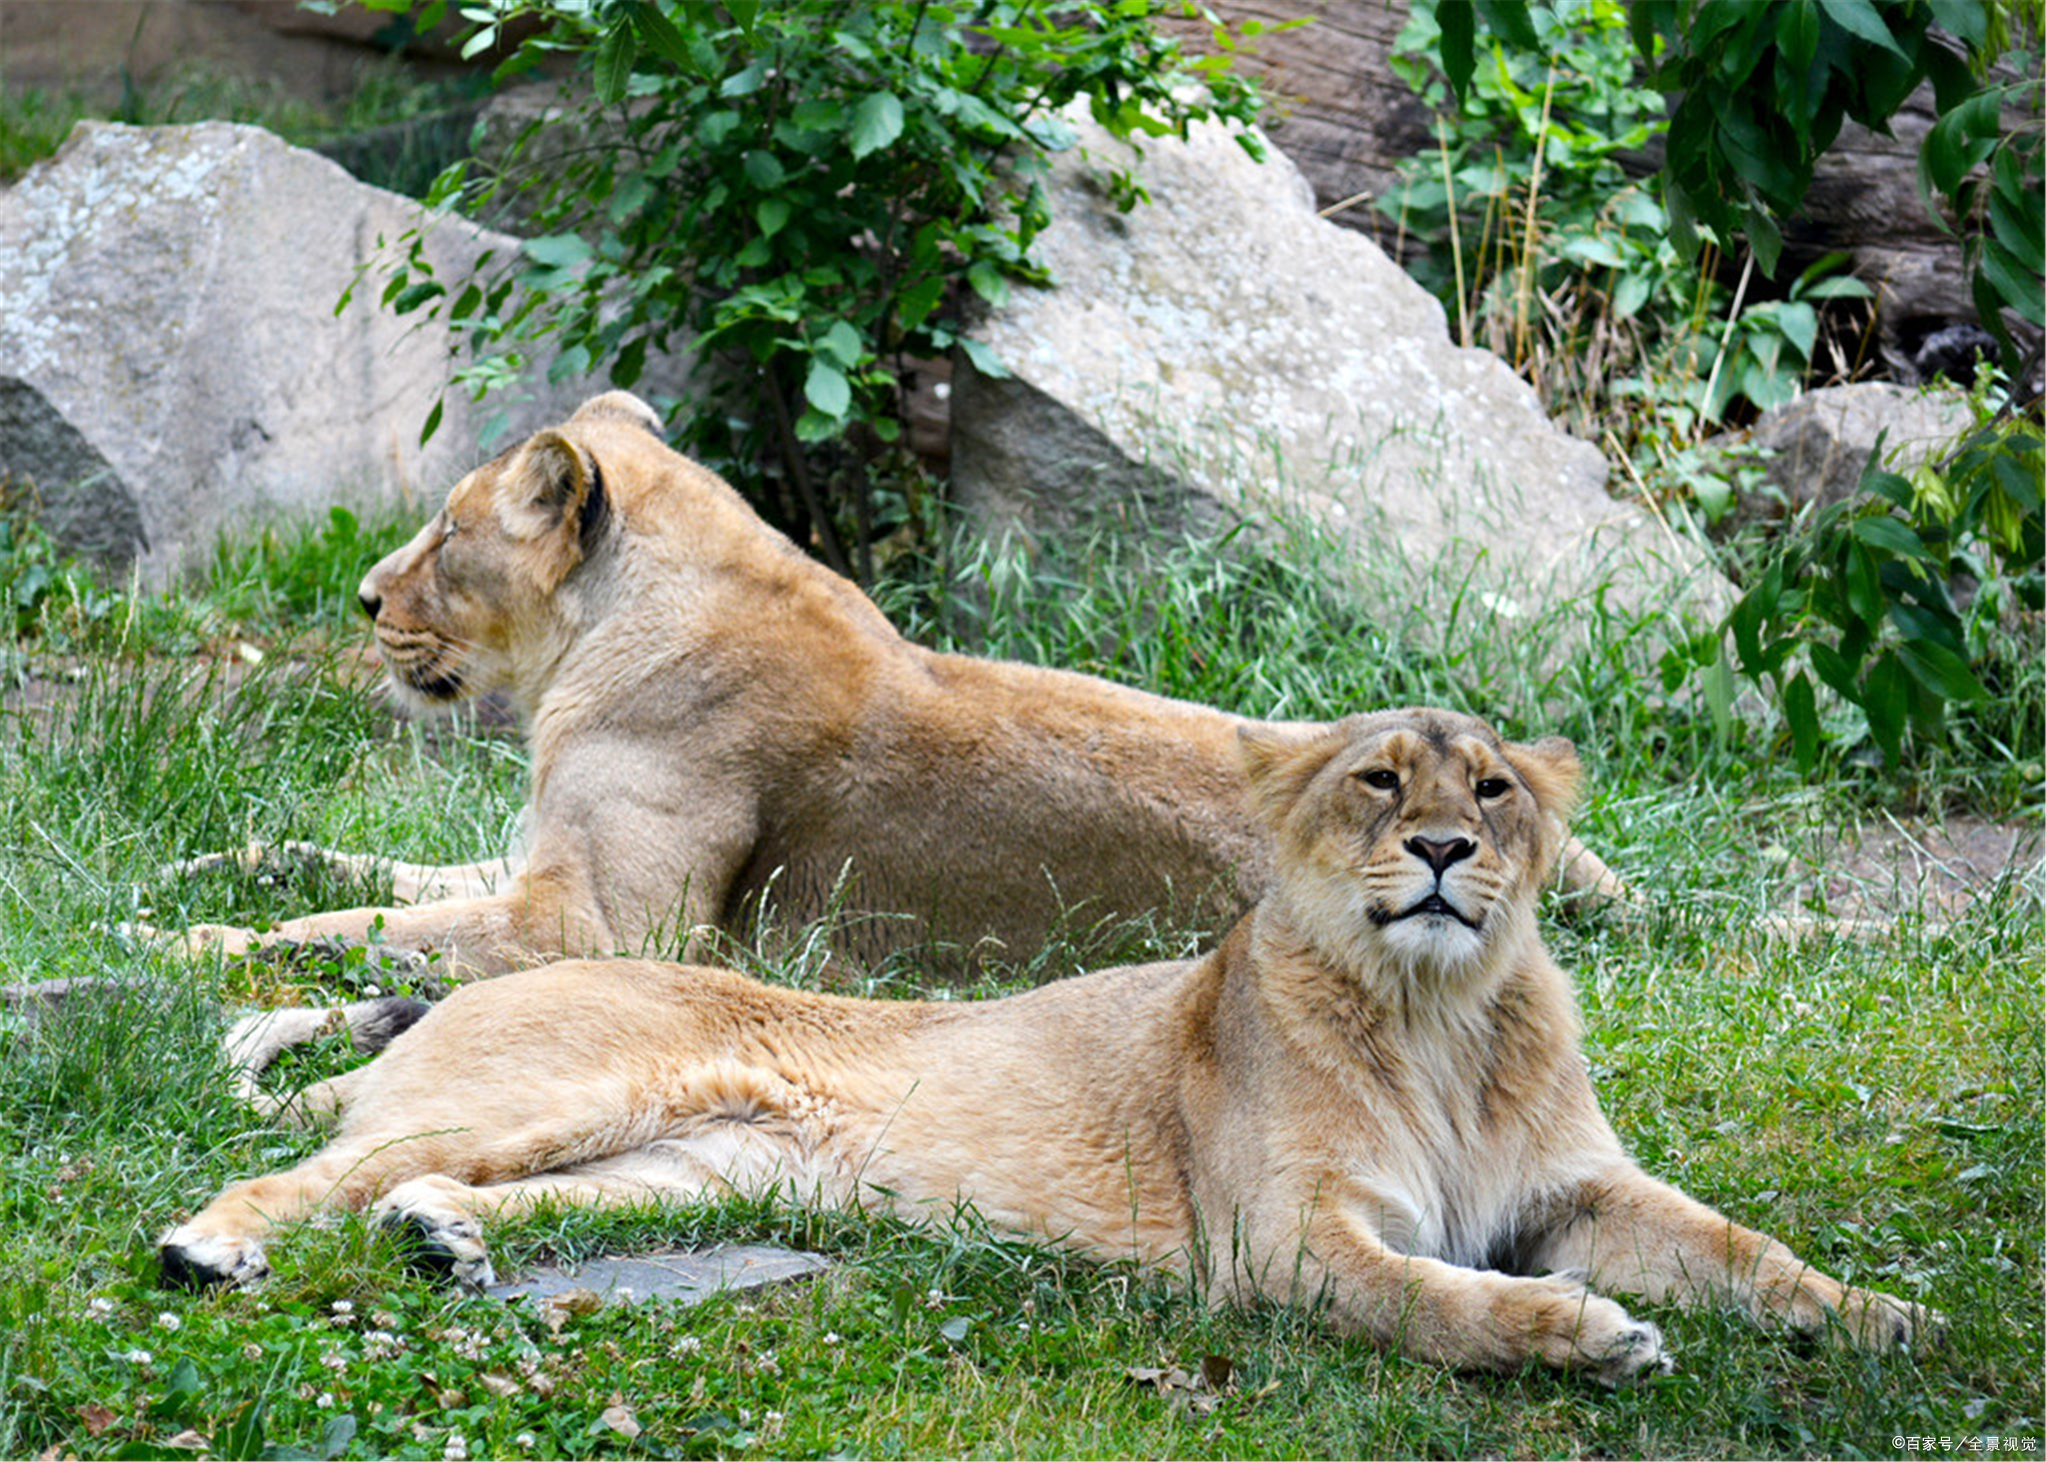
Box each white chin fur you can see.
[1376,914,1489,974]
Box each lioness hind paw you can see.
[377,1209,497,1290]
[159,1228,270,1290]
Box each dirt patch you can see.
[1785,814,2042,921]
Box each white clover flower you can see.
[317,1393,335,1409]
[515,1435,536,1450]
[155,1313,181,1332]
[124,1349,153,1367]
[87,1298,115,1320]
[674,1334,703,1354]
[823,1331,842,1345]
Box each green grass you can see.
[0,504,2039,1459]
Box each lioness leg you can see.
[1529,1164,1934,1346]
[367,1128,808,1288]
[1266,1214,1669,1384]
[181,876,608,979]
[168,842,522,904]
[158,1109,439,1288]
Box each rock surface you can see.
[489,1245,832,1308]
[0,121,638,581]
[950,110,1721,614]
[1745,383,1973,511]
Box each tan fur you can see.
[160,709,1931,1380]
[174,391,1628,980]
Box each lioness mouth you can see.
[1379,892,1482,931]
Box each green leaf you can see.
[804,358,851,418]
[593,21,638,104]
[957,335,1010,379]
[966,259,1010,308]
[815,319,863,368]
[1776,0,1820,72]
[631,2,693,70]
[1920,90,2001,199]
[1897,638,1988,703]
[216,1399,268,1462]
[849,91,905,159]
[1924,0,1987,47]
[419,396,444,447]
[1773,300,1818,362]
[391,281,445,315]
[743,150,785,189]
[523,233,593,269]
[1815,0,1909,59]
[1850,514,1933,560]
[1989,180,2045,278]
[896,274,945,332]
[1810,640,1861,702]
[317,1414,360,1461]
[1612,270,1653,320]
[1703,641,1736,744]
[1439,0,1478,101]
[1843,541,1883,628]
[1981,237,2046,326]
[755,197,791,238]
[1784,671,1820,774]
[790,98,845,133]
[1862,652,1908,765]
[720,61,768,97]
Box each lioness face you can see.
[1245,709,1579,981]
[357,430,603,711]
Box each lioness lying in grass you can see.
[161,708,1931,1381]
[172,391,1626,982]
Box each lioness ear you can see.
[1238,725,1347,830]
[569,391,664,438]
[500,431,607,587]
[1505,735,1582,820]
[504,431,597,532]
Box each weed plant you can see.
[0,504,2038,1458]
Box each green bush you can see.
[374,0,1269,581]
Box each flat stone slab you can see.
[489,1244,832,1308]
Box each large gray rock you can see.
[950,111,1722,615]
[0,121,651,581]
[1746,383,1972,511]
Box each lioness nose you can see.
[357,584,381,620]
[1405,835,1476,875]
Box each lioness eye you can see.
[1359,768,1400,791]
[1475,777,1511,800]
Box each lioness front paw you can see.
[1530,1276,1672,1385]
[159,1224,270,1289]
[373,1181,497,1289]
[179,923,262,959]
[1836,1287,1943,1349]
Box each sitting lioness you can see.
[159,709,1929,1381]
[175,390,1625,981]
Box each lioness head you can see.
[1240,708,1581,985]
[357,393,663,711]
